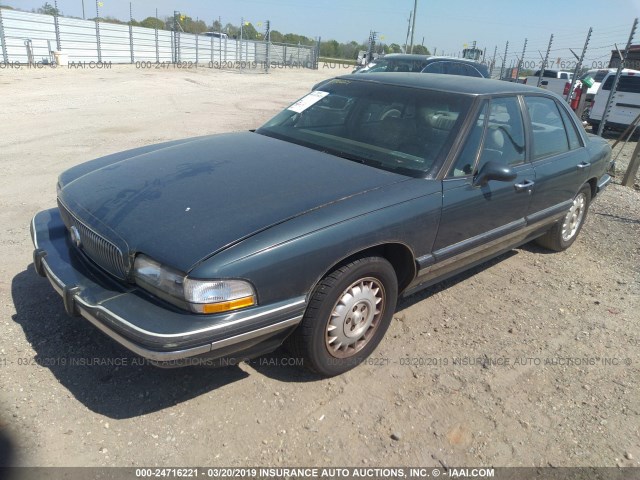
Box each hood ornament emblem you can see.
[70,226,82,248]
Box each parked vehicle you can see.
[355,54,489,78]
[420,56,489,78]
[574,69,614,121]
[580,69,613,102]
[203,32,228,39]
[31,74,612,377]
[524,69,573,97]
[588,69,640,131]
[313,54,488,91]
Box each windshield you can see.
[257,79,472,177]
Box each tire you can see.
[289,257,398,377]
[535,185,591,252]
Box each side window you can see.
[447,101,488,178]
[557,104,583,150]
[477,97,526,170]
[446,62,466,76]
[423,62,444,74]
[524,96,570,160]
[464,64,483,78]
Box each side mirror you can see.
[473,161,517,187]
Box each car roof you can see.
[424,56,486,66]
[375,54,486,66]
[334,72,558,96]
[607,68,640,76]
[376,54,431,61]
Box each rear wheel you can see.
[535,185,591,251]
[289,257,397,377]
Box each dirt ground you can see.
[0,64,639,469]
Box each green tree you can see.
[140,17,165,30]
[37,2,60,16]
[411,45,430,55]
[99,16,125,24]
[269,30,284,43]
[320,39,339,58]
[224,23,239,38]
[181,16,207,34]
[388,43,403,54]
[282,33,313,46]
[240,22,259,40]
[211,20,222,33]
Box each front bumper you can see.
[30,208,305,363]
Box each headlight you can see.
[133,255,256,314]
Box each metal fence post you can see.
[514,38,527,82]
[537,34,553,87]
[500,41,508,80]
[53,0,61,50]
[565,28,592,102]
[0,9,8,64]
[490,45,497,78]
[265,20,270,72]
[239,17,243,62]
[95,0,102,62]
[155,8,159,63]
[173,11,181,63]
[128,2,134,63]
[598,18,638,136]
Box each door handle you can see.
[577,162,591,170]
[514,180,535,193]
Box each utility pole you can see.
[409,0,417,53]
[404,10,412,53]
[81,0,85,20]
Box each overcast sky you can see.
[3,0,640,65]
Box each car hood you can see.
[59,132,408,273]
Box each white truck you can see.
[524,69,573,97]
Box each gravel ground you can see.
[0,65,638,469]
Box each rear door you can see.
[523,95,590,222]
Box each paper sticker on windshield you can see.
[287,91,330,113]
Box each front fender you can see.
[189,183,443,305]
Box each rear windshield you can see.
[602,74,640,93]
[533,70,560,78]
[594,70,609,82]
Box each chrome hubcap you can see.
[325,277,385,358]
[561,193,586,241]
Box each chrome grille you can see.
[58,200,128,280]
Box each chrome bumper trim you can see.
[33,213,304,361]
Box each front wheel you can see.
[535,185,591,251]
[289,256,398,377]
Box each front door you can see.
[430,96,535,277]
